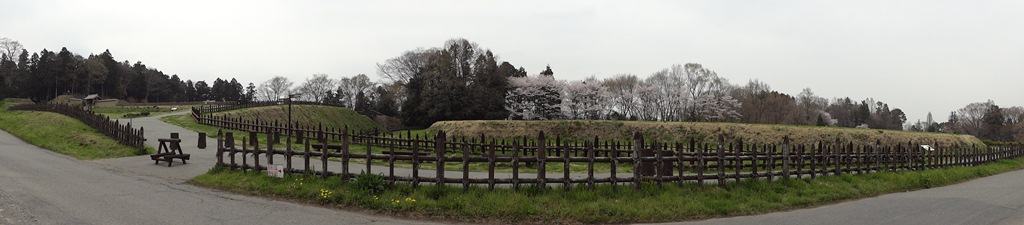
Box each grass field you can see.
[193,156,1024,224]
[430,120,985,148]
[0,102,154,159]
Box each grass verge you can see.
[0,103,155,159]
[193,157,1024,224]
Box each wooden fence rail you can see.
[214,128,1024,192]
[9,103,146,149]
[192,100,345,116]
[193,103,1024,191]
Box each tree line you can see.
[4,36,1022,142]
[0,37,253,103]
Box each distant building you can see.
[73,94,118,111]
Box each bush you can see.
[351,172,388,195]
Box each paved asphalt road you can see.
[655,166,1024,225]
[3,111,1024,224]
[0,124,443,224]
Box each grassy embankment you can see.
[0,100,154,159]
[430,120,985,148]
[92,105,190,119]
[194,157,1024,224]
[161,104,381,140]
[164,107,611,173]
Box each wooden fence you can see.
[215,127,1024,192]
[192,100,345,116]
[192,102,376,143]
[9,103,146,149]
[118,101,236,107]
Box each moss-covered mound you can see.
[429,120,984,147]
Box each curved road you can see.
[0,113,443,225]
[2,112,1024,224]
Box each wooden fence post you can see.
[462,138,470,192]
[611,139,620,190]
[833,139,841,176]
[697,143,706,186]
[847,142,856,173]
[304,136,311,173]
[770,144,774,181]
[537,131,547,190]
[563,137,571,191]
[388,134,396,186]
[412,135,420,189]
[436,131,446,187]
[215,133,224,166]
[488,138,496,191]
[677,142,686,187]
[342,126,350,181]
[513,140,520,191]
[588,139,596,191]
[242,136,249,171]
[717,134,725,187]
[267,130,275,166]
[795,143,803,179]
[782,136,790,179]
[320,129,328,179]
[633,132,643,190]
[366,131,373,175]
[224,132,234,168]
[285,133,292,173]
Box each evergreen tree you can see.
[982,104,1006,140]
[244,82,257,103]
[194,81,210,101]
[354,91,373,117]
[373,86,398,117]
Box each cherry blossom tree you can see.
[561,77,611,120]
[506,75,564,120]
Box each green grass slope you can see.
[212,105,381,132]
[429,120,984,147]
[0,102,152,159]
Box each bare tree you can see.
[336,74,375,108]
[376,48,433,85]
[294,73,337,103]
[797,88,831,125]
[953,100,996,136]
[602,74,641,119]
[257,76,293,101]
[0,37,23,60]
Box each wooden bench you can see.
[309,145,346,152]
[151,137,190,167]
[382,150,430,156]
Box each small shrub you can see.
[351,172,388,195]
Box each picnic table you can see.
[150,133,190,166]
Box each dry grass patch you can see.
[430,120,983,147]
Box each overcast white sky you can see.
[2,0,1022,123]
